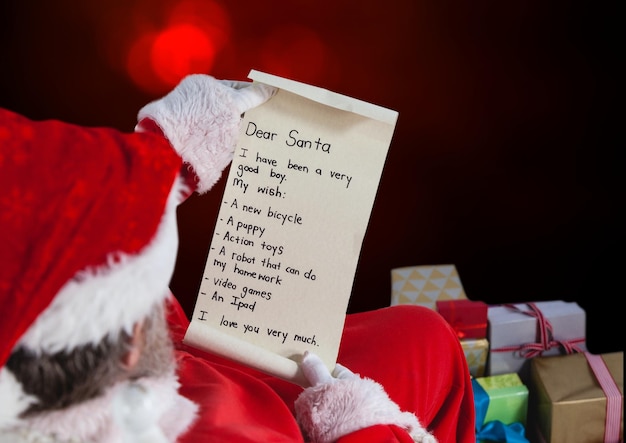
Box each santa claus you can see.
[0,74,475,442]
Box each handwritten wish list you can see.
[184,70,398,381]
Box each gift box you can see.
[461,338,489,378]
[487,301,587,380]
[529,351,623,443]
[390,264,467,309]
[437,299,488,339]
[475,372,529,426]
[473,373,530,443]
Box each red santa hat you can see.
[0,75,276,426]
[0,107,185,369]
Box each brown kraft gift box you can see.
[529,351,623,443]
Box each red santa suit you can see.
[0,75,475,442]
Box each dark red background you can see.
[0,1,621,354]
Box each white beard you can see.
[0,372,198,443]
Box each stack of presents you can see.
[391,264,623,443]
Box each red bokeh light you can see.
[125,0,231,95]
[168,0,230,50]
[127,31,162,96]
[151,24,216,87]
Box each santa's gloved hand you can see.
[295,351,437,443]
[136,74,277,193]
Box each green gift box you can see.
[475,372,529,426]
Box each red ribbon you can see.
[584,352,623,443]
[491,303,585,358]
[455,323,487,339]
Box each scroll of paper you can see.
[183,70,398,386]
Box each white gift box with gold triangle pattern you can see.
[390,264,468,309]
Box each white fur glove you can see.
[294,352,437,443]
[136,74,277,193]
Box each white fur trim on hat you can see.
[15,179,186,356]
